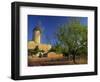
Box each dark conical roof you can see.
[33,24,42,32]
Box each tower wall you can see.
[34,30,41,44]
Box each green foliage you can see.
[55,18,87,63]
[28,46,45,56]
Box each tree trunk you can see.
[73,54,76,64]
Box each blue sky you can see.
[28,15,87,45]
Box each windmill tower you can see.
[33,24,41,44]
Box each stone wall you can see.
[28,41,52,52]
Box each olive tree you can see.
[55,18,87,63]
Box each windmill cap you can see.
[33,25,42,32]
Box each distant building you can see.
[28,24,52,53]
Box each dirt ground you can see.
[28,55,87,66]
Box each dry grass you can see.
[28,55,87,66]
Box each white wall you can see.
[0,0,99,82]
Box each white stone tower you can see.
[33,24,41,44]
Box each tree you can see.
[55,18,87,63]
[28,46,45,57]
